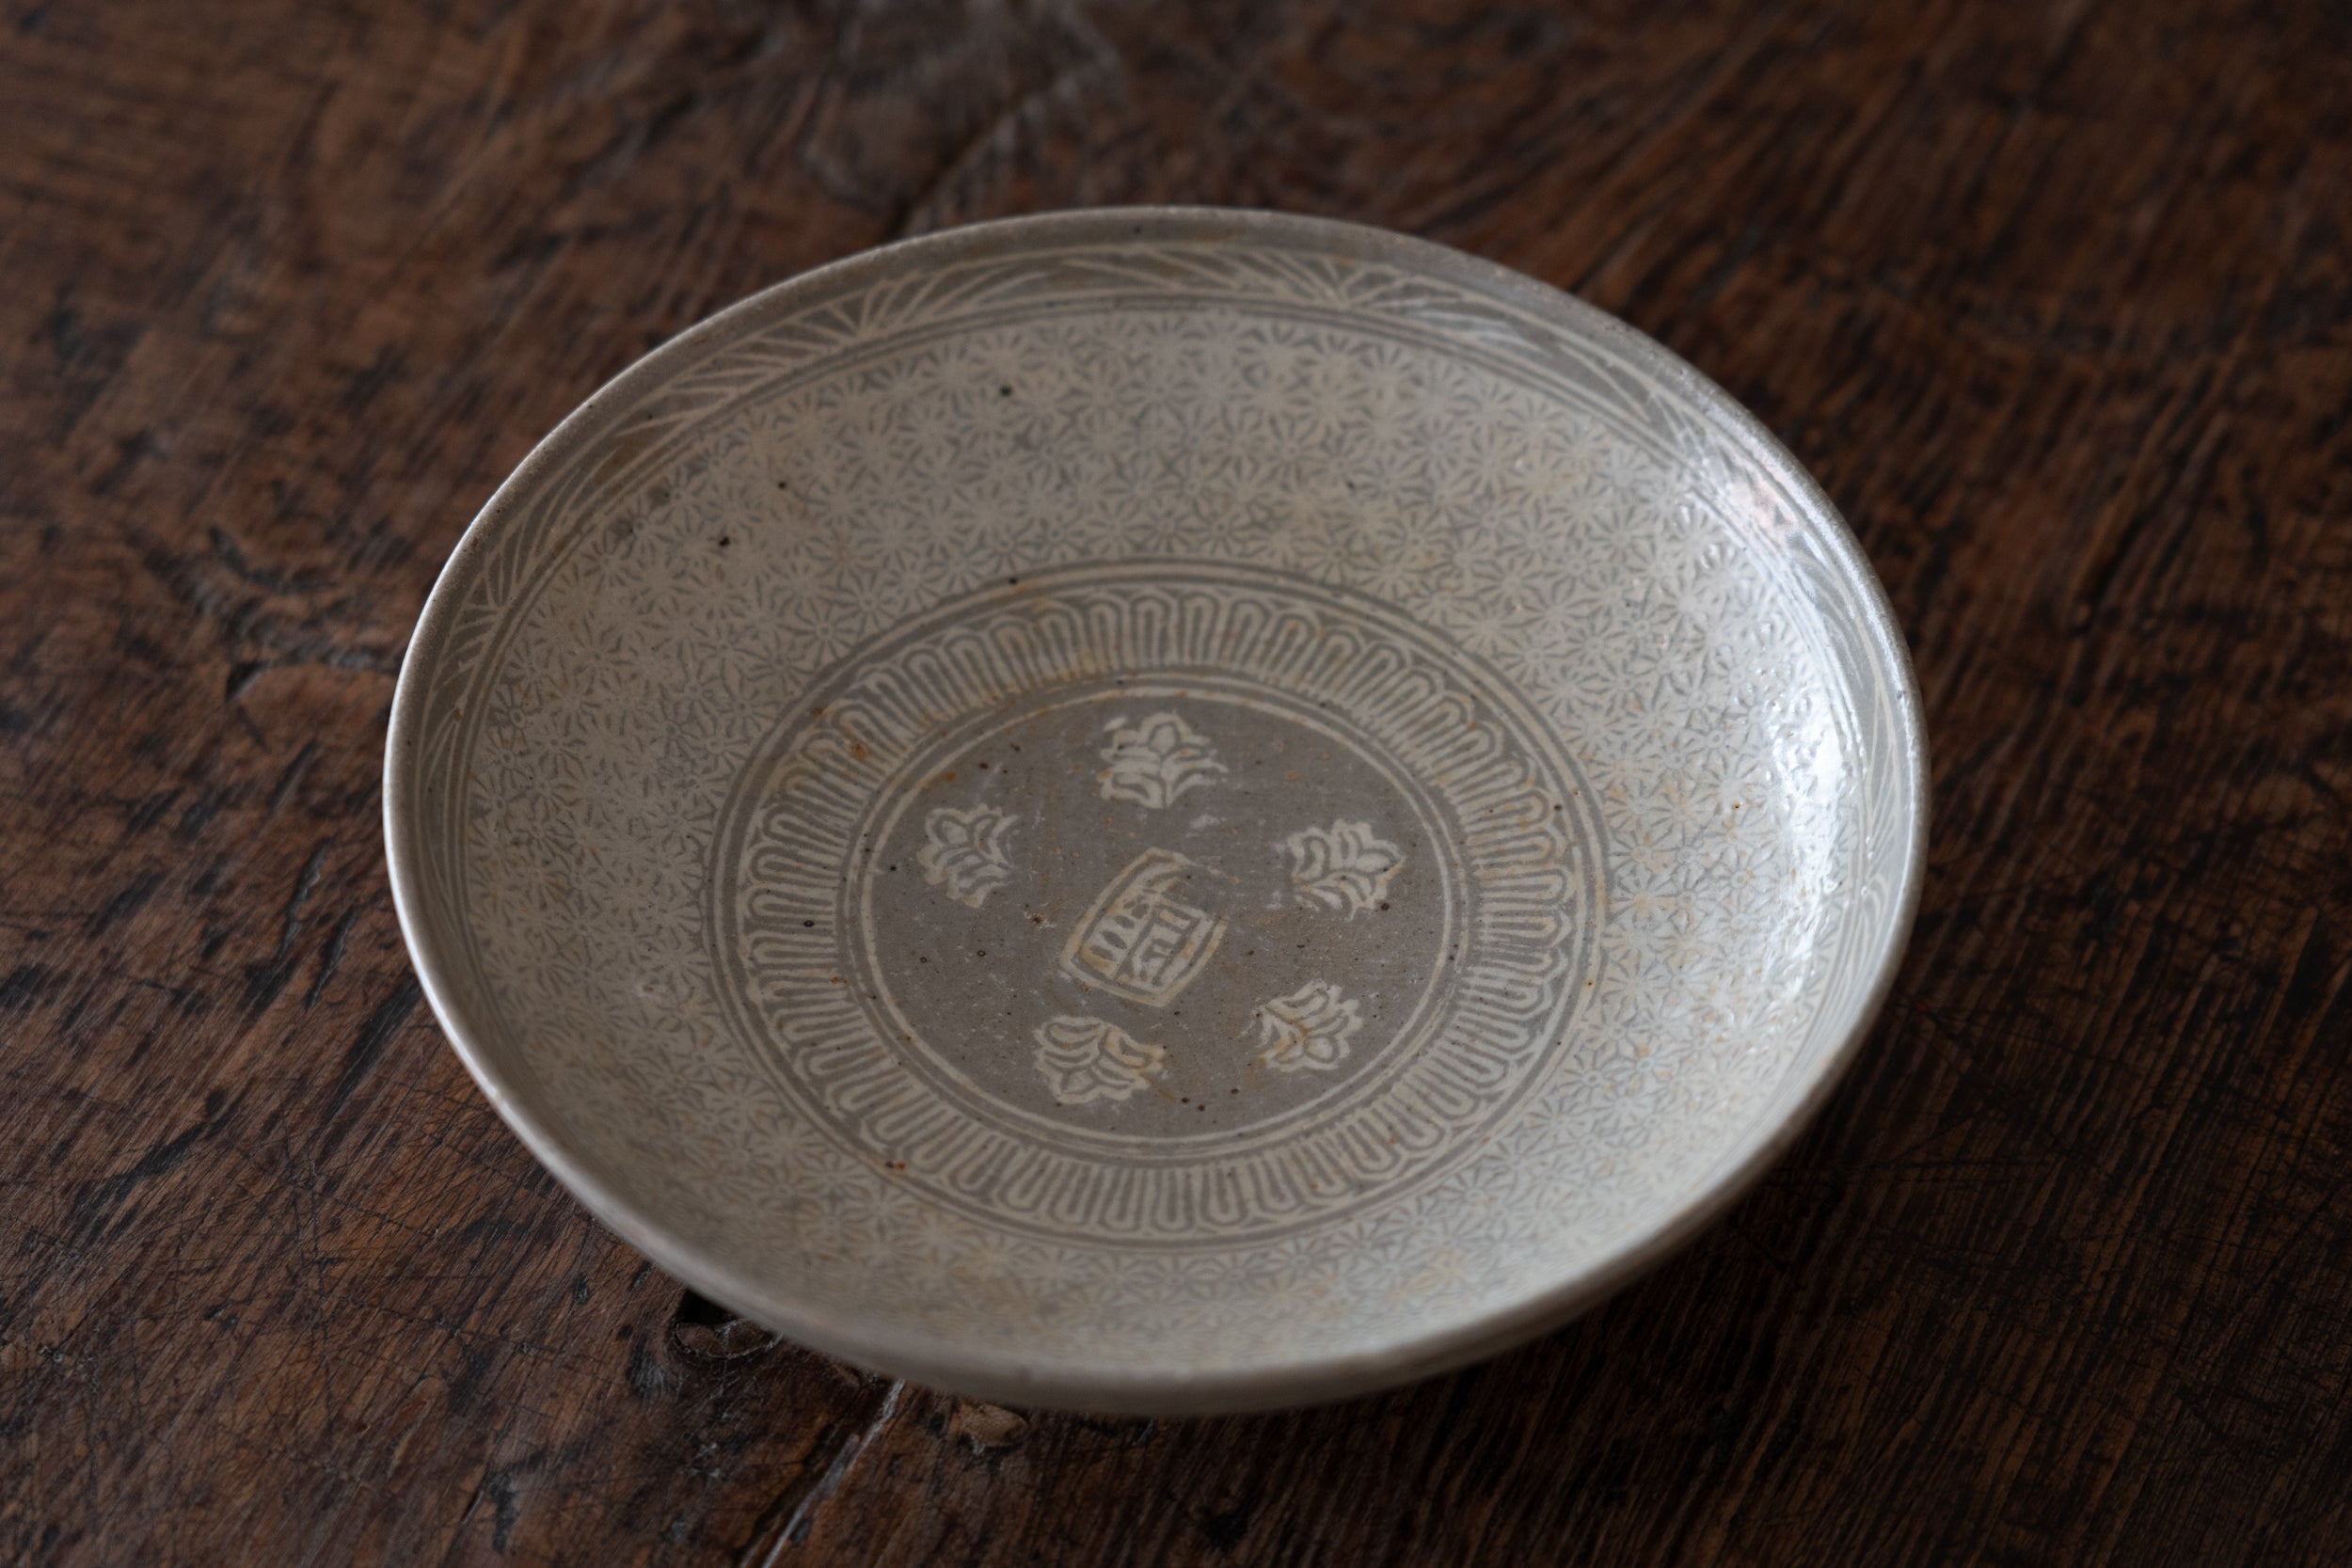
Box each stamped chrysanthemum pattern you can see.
[1033,1016,1168,1104]
[1253,980,1364,1073]
[917,804,1019,908]
[1098,712,1225,809]
[1283,819,1405,916]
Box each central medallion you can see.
[1058,847,1229,1008]
[859,682,1444,1135]
[712,562,1605,1243]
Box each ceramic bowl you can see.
[385,208,1926,1414]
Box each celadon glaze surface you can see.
[386,209,1927,1412]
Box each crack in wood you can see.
[735,1378,907,1566]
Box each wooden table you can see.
[6,1,2349,1561]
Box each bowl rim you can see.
[383,204,1930,1416]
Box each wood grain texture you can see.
[4,0,2350,1561]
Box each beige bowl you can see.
[385,209,1927,1414]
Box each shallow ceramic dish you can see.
[385,208,1926,1414]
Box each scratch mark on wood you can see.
[241,839,332,1015]
[83,871,164,936]
[321,973,421,1125]
[737,1378,906,1566]
[306,909,357,1007]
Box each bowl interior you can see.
[388,210,1923,1412]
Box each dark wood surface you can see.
[6,0,2351,1561]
